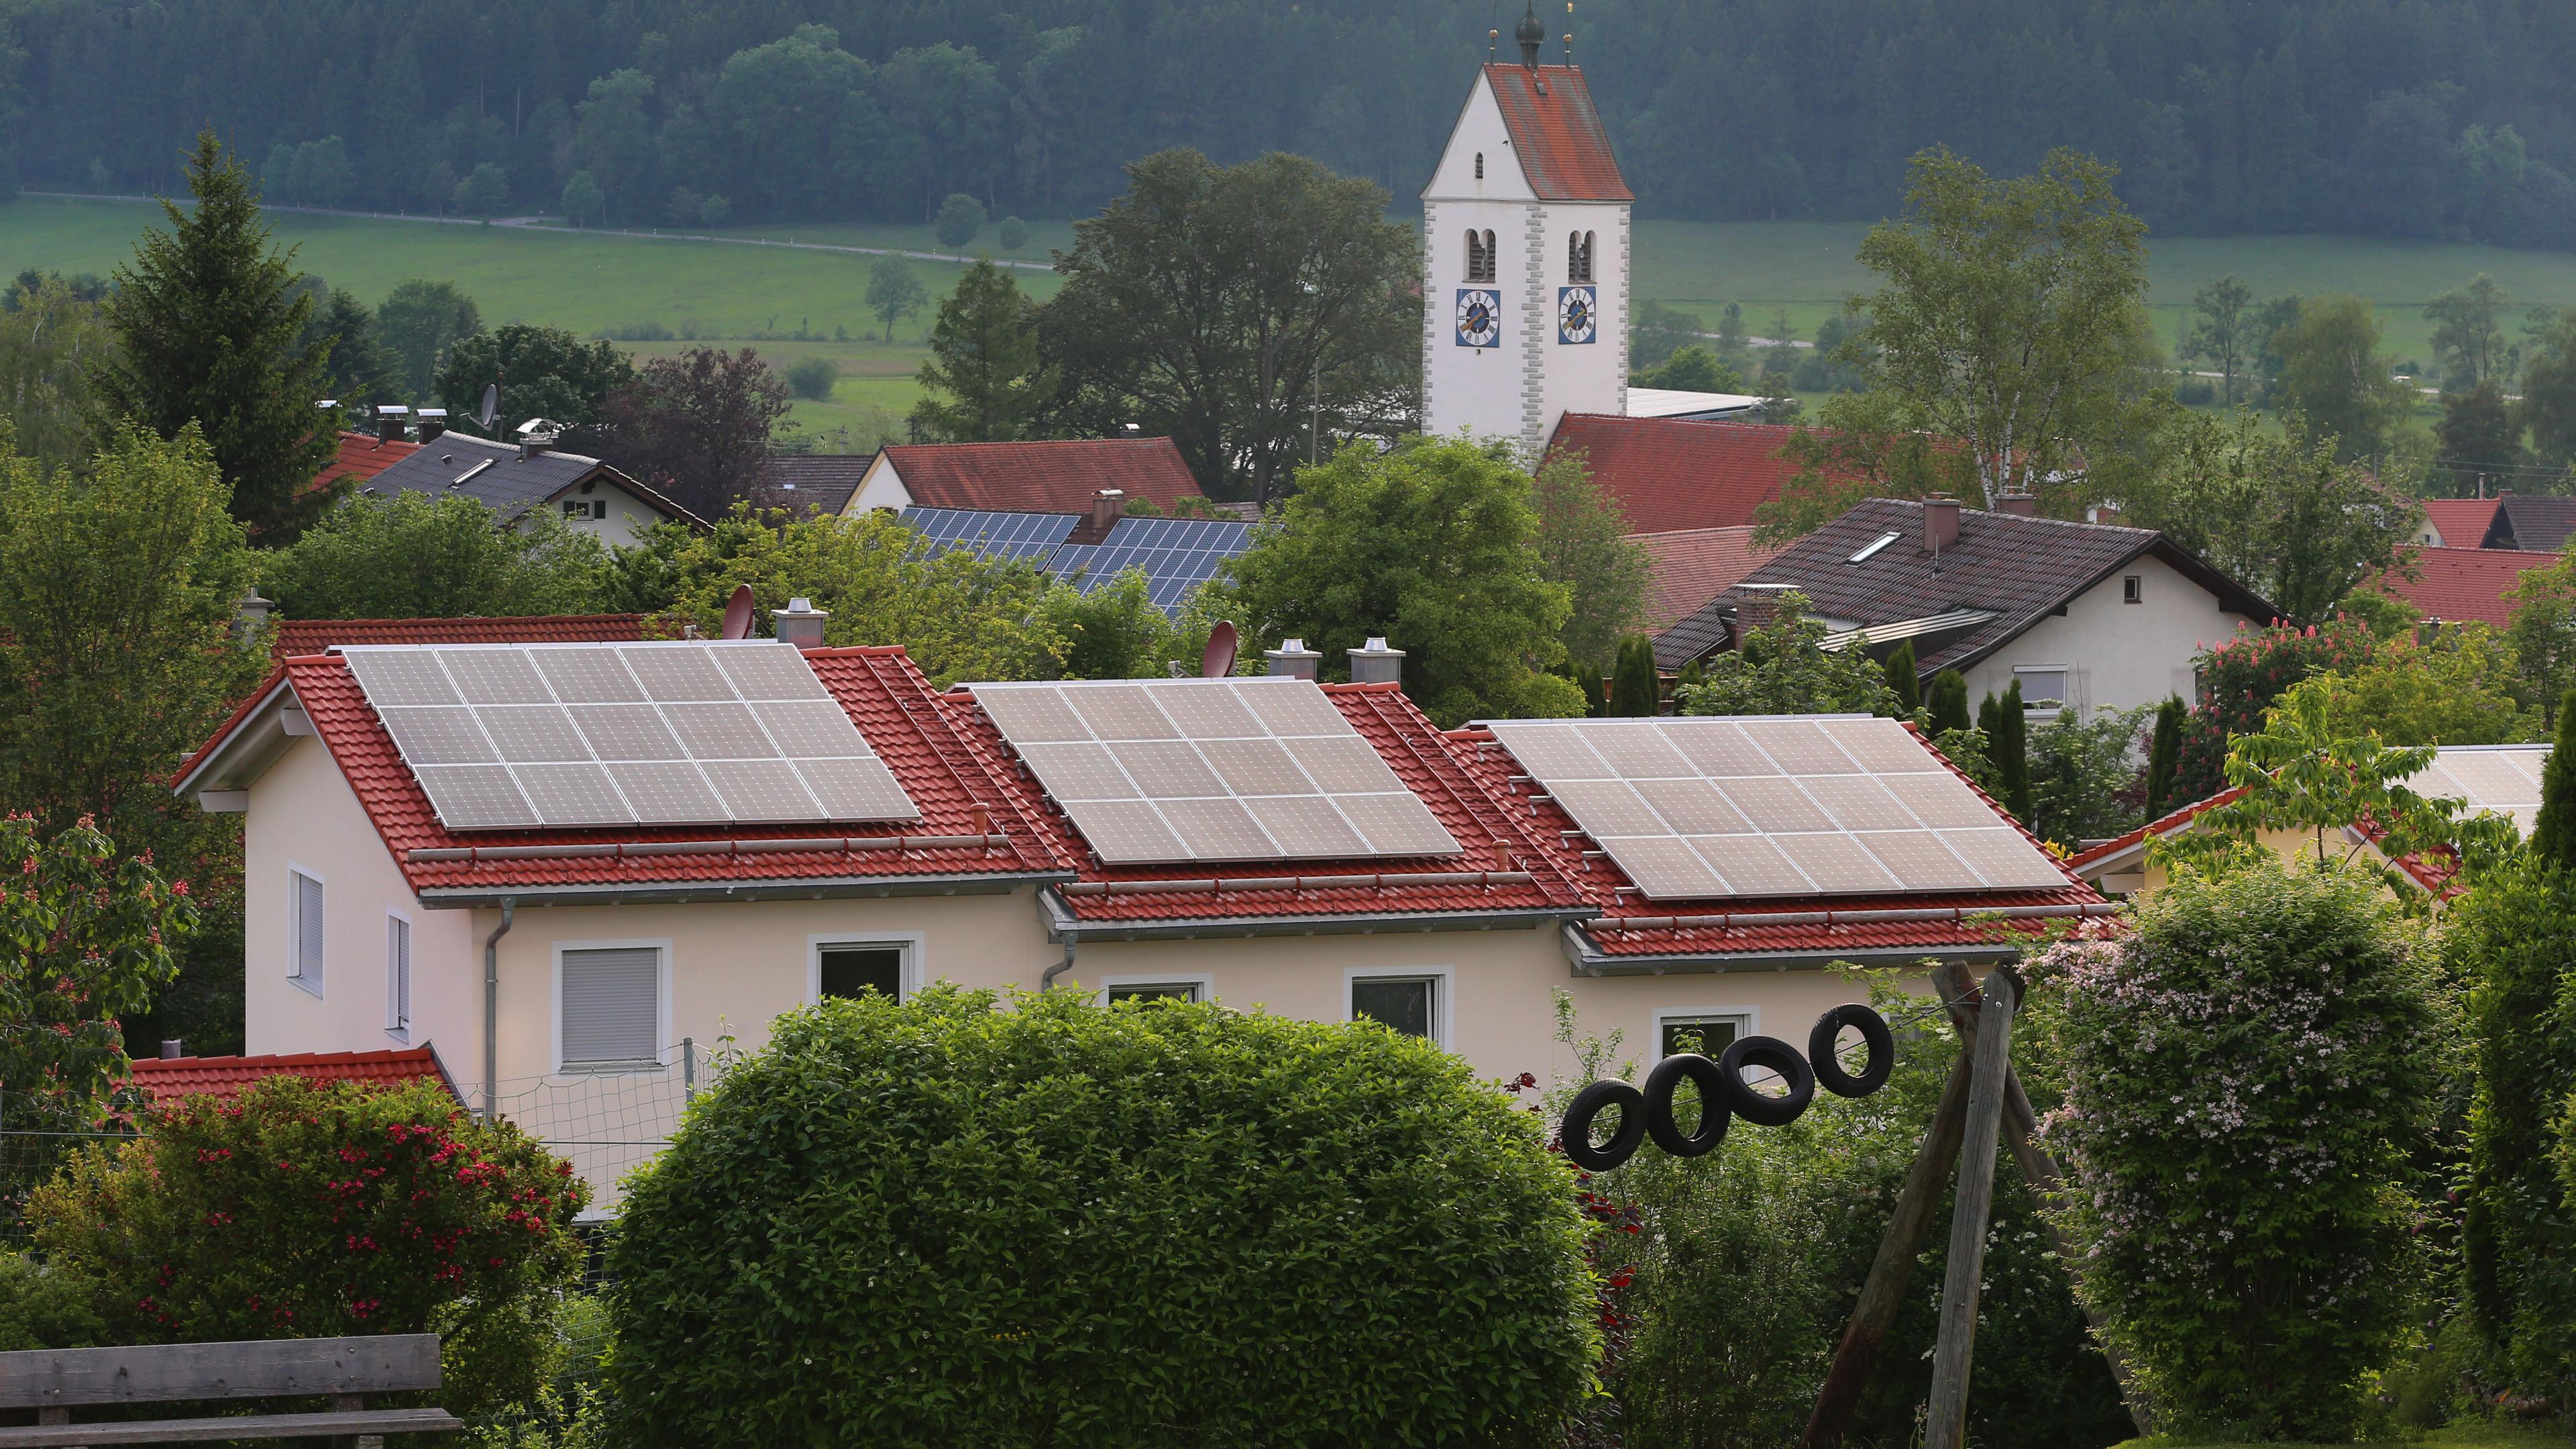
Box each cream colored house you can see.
[176,624,2106,1199]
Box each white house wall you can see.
[1957,553,2257,718]
[841,455,911,515]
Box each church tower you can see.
[1421,5,1632,455]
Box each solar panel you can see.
[900,507,1079,561]
[2406,744,2551,834]
[341,642,920,830]
[973,676,1460,865]
[1048,517,1254,616]
[1484,714,2068,901]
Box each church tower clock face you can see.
[1455,288,1502,348]
[1558,286,1597,344]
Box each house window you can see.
[817,943,906,1002]
[1350,975,1439,1041]
[2015,667,2070,716]
[559,946,662,1070]
[386,913,411,1037]
[290,867,324,994]
[1474,152,1484,180]
[1465,229,1497,284]
[2122,574,2143,604]
[1658,1013,1748,1058]
[564,499,605,521]
[1568,230,1594,283]
[1107,981,1201,1004]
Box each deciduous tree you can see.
[593,347,790,515]
[2516,308,2576,470]
[2436,379,2524,493]
[260,492,614,620]
[1675,591,1898,718]
[865,256,928,343]
[0,276,113,469]
[435,323,635,434]
[91,131,339,539]
[2507,550,2576,726]
[2271,294,2414,460]
[2182,274,2254,406]
[374,279,482,398]
[933,193,986,250]
[1532,448,1648,672]
[2426,272,2514,388]
[910,260,1054,443]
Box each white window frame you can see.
[287,863,325,998]
[384,906,413,1040]
[552,938,673,1076]
[1342,966,1455,1047]
[806,932,925,1005]
[1651,1005,1758,1058]
[2012,664,2072,719]
[1097,972,1216,1006]
[2121,574,2143,604]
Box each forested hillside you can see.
[2,0,2569,248]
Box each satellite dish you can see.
[478,382,498,432]
[1201,620,1239,678]
[721,584,756,641]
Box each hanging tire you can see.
[1809,1003,1895,1098]
[1719,1035,1815,1126]
[1560,1079,1648,1171]
[1642,1053,1730,1158]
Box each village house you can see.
[318,417,703,546]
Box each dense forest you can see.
[1,0,2571,247]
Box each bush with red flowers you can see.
[606,984,1598,1446]
[28,1075,585,1413]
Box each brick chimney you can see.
[1348,637,1405,686]
[1091,488,1125,534]
[1733,582,1795,640]
[374,404,409,443]
[1923,494,1962,552]
[1264,637,1322,680]
[1996,492,2037,517]
[773,596,830,650]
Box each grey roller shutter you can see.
[561,947,660,1067]
[294,871,325,986]
[387,916,411,1032]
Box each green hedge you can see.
[606,985,1599,1446]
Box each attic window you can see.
[1474,152,1484,180]
[1846,531,1902,564]
[2123,574,2143,604]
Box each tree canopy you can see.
[433,323,634,435]
[259,492,617,620]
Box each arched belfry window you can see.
[1568,231,1595,283]
[1474,152,1485,180]
[1466,229,1496,283]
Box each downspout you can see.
[1040,933,1076,992]
[482,899,515,1122]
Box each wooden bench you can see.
[0,1334,462,1446]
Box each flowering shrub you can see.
[29,1076,585,1412]
[606,985,1597,1446]
[2040,859,2435,1438]
[2167,618,2375,804]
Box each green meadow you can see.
[11,195,2576,445]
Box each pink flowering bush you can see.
[2037,859,2436,1438]
[2167,619,2375,806]
[28,1075,585,1412]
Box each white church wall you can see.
[1533,201,1627,434]
[1424,194,1541,448]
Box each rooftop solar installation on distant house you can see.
[341,642,919,830]
[899,507,1079,561]
[1482,715,2068,901]
[973,677,1460,863]
[1049,517,1254,613]
[2406,744,2551,834]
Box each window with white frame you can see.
[817,942,906,1002]
[290,867,324,993]
[386,914,411,1037]
[559,947,661,1070]
[1350,975,1439,1041]
[2015,666,2070,715]
[1658,1012,1748,1058]
[1106,981,1203,1005]
[2122,574,2143,604]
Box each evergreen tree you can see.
[1882,639,1919,716]
[1925,668,1971,736]
[1675,659,1705,692]
[1611,637,1660,716]
[911,260,1056,443]
[1980,684,2032,818]
[2534,688,2576,867]
[1574,661,1606,718]
[303,286,394,409]
[91,131,338,539]
[2145,694,2187,818]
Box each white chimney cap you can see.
[1279,637,1308,652]
[1362,635,1391,652]
[375,404,410,417]
[785,596,817,613]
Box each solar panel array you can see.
[1049,517,1254,613]
[900,507,1079,561]
[2407,745,2552,833]
[975,677,1460,864]
[341,642,920,830]
[1483,714,2070,901]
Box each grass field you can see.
[10,194,2576,445]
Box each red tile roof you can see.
[1633,527,1782,633]
[881,439,1205,514]
[186,647,1071,898]
[2373,545,2563,627]
[129,1046,453,1105]
[2065,786,2247,873]
[313,430,421,493]
[1481,64,1631,202]
[1547,417,1805,535]
[271,614,650,659]
[2420,498,2504,549]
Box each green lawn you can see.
[2114,1426,2574,1449]
[13,194,2576,443]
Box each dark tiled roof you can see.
[2373,545,2563,627]
[1661,498,2277,672]
[1479,64,1631,202]
[2496,496,2576,553]
[883,439,1205,513]
[1633,527,1780,632]
[762,453,875,515]
[367,433,704,528]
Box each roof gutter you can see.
[1560,924,2027,977]
[415,870,1071,910]
[1038,886,1593,945]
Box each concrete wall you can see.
[1957,552,2258,720]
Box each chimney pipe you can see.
[160,1039,183,1059]
[415,407,449,443]
[1090,488,1125,535]
[374,404,410,443]
[1348,637,1405,686]
[233,590,275,645]
[1265,637,1322,680]
[1995,492,2037,517]
[1733,582,1793,642]
[1922,494,1962,553]
[2085,501,2125,525]
[773,596,830,651]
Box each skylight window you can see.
[1847,531,1902,565]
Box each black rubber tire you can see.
[1560,1079,1648,1171]
[1642,1053,1731,1158]
[1809,1004,1896,1098]
[1719,1035,1816,1127]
